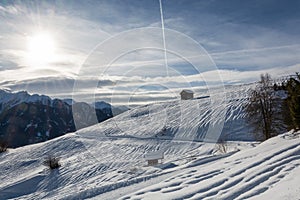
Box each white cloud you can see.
[1,1,300,106]
[0,5,22,15]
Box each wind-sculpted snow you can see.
[119,131,300,200]
[1,85,298,200]
[78,84,254,142]
[1,130,298,199]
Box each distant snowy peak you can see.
[91,101,130,115]
[0,91,125,147]
[0,90,117,114]
[92,101,112,110]
[63,98,77,105]
[0,90,51,110]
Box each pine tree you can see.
[285,73,300,130]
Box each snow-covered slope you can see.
[83,84,254,142]
[118,131,300,200]
[0,130,299,200]
[0,85,299,199]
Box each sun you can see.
[26,31,56,66]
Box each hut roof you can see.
[181,89,194,94]
[144,150,164,160]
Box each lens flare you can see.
[26,31,56,66]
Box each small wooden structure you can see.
[145,150,164,166]
[180,89,194,100]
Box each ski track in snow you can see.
[0,85,299,199]
[116,135,300,200]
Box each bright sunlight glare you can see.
[26,31,56,66]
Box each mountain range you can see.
[0,90,128,147]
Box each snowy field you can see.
[0,85,299,199]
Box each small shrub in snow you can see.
[43,156,61,169]
[215,138,227,154]
[129,167,140,174]
[0,141,8,153]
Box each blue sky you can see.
[0,0,299,105]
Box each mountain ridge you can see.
[0,89,128,147]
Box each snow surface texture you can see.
[0,85,299,199]
[78,84,254,143]
[118,131,300,200]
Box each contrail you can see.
[159,0,169,76]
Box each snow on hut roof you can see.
[181,89,194,94]
[144,150,164,160]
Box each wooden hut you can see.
[180,89,194,100]
[144,150,164,166]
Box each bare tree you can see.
[247,74,277,140]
